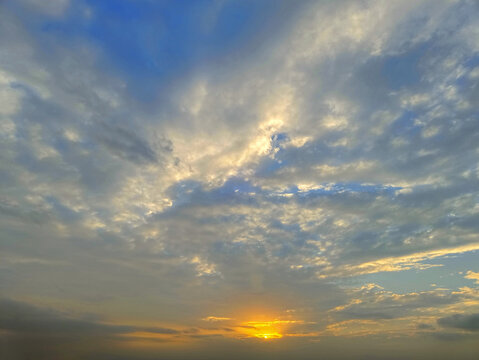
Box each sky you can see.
[1,0,479,359]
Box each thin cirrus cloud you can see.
[1,0,479,359]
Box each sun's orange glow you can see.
[255,332,283,340]
[236,317,303,340]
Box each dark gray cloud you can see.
[93,121,160,164]
[0,298,178,336]
[417,323,435,330]
[0,297,183,360]
[438,313,479,332]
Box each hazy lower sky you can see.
[1,0,479,359]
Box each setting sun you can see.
[236,318,302,340]
[256,333,283,340]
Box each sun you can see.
[255,332,282,340]
[237,312,300,340]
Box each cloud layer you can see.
[1,0,479,359]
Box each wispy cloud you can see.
[202,317,233,322]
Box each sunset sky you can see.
[1,0,479,359]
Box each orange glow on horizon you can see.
[238,317,302,340]
[255,332,283,339]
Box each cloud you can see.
[0,298,179,336]
[431,332,473,342]
[437,313,479,332]
[93,121,160,164]
[0,297,187,360]
[16,0,70,17]
[1,0,479,358]
[465,271,479,284]
[330,285,479,321]
[417,323,435,330]
[328,243,479,278]
[202,317,233,322]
